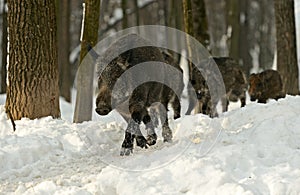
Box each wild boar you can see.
[215,57,248,112]
[186,66,213,116]
[186,57,247,116]
[161,51,184,120]
[248,69,285,103]
[95,34,183,155]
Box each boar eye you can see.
[191,80,196,85]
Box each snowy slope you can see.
[0,95,300,194]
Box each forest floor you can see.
[0,94,300,194]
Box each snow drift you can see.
[0,95,300,194]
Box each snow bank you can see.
[0,96,300,194]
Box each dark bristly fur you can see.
[248,69,285,103]
[95,34,183,155]
[187,57,248,116]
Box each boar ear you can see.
[249,73,256,81]
[263,70,276,81]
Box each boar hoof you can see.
[120,148,133,156]
[132,112,142,124]
[147,134,157,146]
[173,113,180,120]
[162,128,173,143]
[257,99,267,104]
[120,132,134,156]
[136,135,148,149]
[163,136,173,143]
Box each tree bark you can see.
[259,0,275,71]
[1,0,7,94]
[182,0,194,79]
[73,0,100,123]
[274,0,299,95]
[191,0,210,49]
[238,0,253,77]
[57,0,71,102]
[121,0,128,29]
[6,0,60,120]
[134,0,140,26]
[227,0,240,61]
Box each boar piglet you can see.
[248,69,285,103]
[186,57,247,116]
[214,57,248,112]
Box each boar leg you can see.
[162,118,172,142]
[133,110,149,149]
[120,119,138,156]
[158,100,173,142]
[275,92,286,100]
[221,96,229,112]
[132,108,149,149]
[257,98,267,104]
[185,87,197,115]
[240,95,246,107]
[172,94,181,119]
[208,99,218,118]
[120,118,147,156]
[201,98,210,115]
[120,131,135,156]
[159,101,173,142]
[145,120,157,146]
[146,107,158,146]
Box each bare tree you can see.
[134,0,140,26]
[73,0,100,123]
[259,0,275,71]
[1,0,7,94]
[182,0,194,77]
[191,0,210,49]
[121,0,128,29]
[57,0,72,102]
[6,0,60,120]
[238,0,252,76]
[274,0,299,95]
[226,0,240,61]
[205,0,227,57]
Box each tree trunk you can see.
[259,0,275,71]
[182,0,194,37]
[238,0,252,76]
[57,0,71,102]
[73,0,100,123]
[121,0,128,29]
[205,0,227,56]
[173,0,184,63]
[191,0,210,49]
[227,0,240,61]
[182,0,196,97]
[134,0,140,26]
[1,0,7,94]
[6,0,60,120]
[274,0,299,95]
[183,0,199,114]
[174,0,184,31]
[182,0,194,79]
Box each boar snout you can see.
[95,106,112,115]
[95,86,112,115]
[250,96,257,102]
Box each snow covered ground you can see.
[0,94,300,194]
